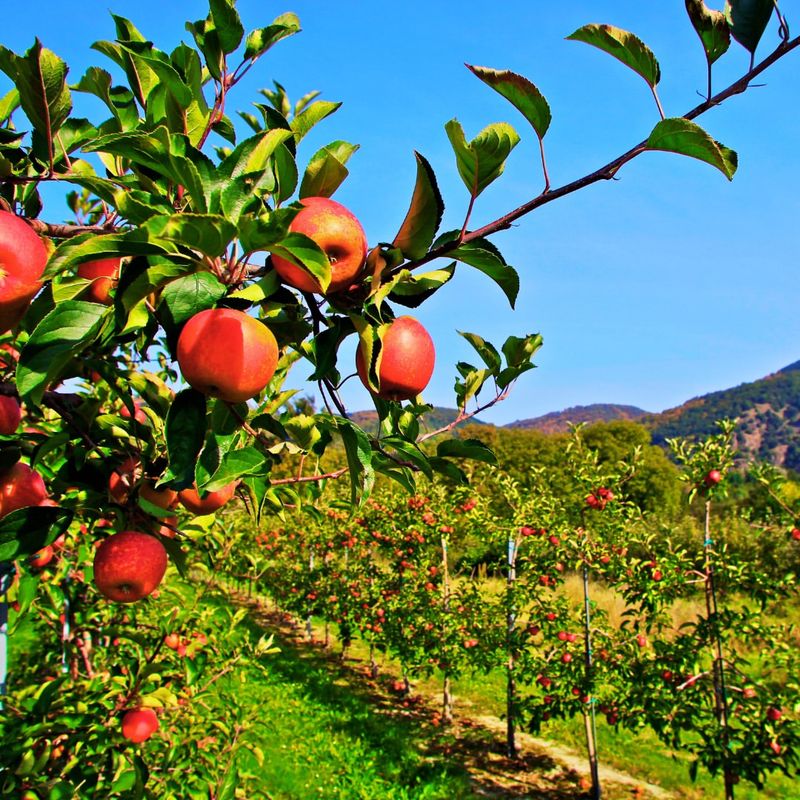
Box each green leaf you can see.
[74,67,139,130]
[244,13,302,61]
[685,0,732,64]
[17,301,107,404]
[291,100,341,142]
[388,265,455,309]
[445,119,520,198]
[163,389,207,489]
[567,24,661,89]
[267,232,331,292]
[725,0,774,54]
[0,41,72,142]
[428,457,468,484]
[159,272,227,350]
[0,88,20,125]
[646,118,738,180]
[143,214,236,259]
[207,446,267,491]
[466,65,551,140]
[0,506,73,561]
[459,331,501,371]
[337,419,374,506]
[299,140,359,199]
[392,152,444,260]
[433,231,519,308]
[241,129,294,176]
[437,438,497,465]
[502,332,543,368]
[44,229,183,279]
[209,0,245,54]
[117,41,192,108]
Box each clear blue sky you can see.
[3,2,798,425]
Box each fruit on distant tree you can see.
[766,707,782,722]
[0,394,21,434]
[0,209,48,333]
[356,316,435,401]
[178,480,238,514]
[790,528,800,541]
[120,399,147,424]
[704,469,722,487]
[121,708,159,743]
[270,197,368,293]
[164,633,181,650]
[77,257,121,305]
[0,462,48,518]
[177,308,279,403]
[93,530,168,602]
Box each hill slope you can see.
[646,362,800,470]
[506,404,649,433]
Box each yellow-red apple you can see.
[77,257,121,305]
[177,308,278,403]
[271,197,368,294]
[93,530,168,602]
[356,316,435,401]
[109,457,142,505]
[0,210,48,333]
[178,480,238,515]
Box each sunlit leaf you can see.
[647,118,737,180]
[392,152,444,260]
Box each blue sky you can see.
[3,2,798,425]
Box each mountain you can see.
[646,361,800,470]
[505,404,649,433]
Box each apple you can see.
[109,457,142,505]
[0,394,21,435]
[271,197,368,293]
[139,480,178,510]
[561,652,573,664]
[356,316,435,401]
[0,462,48,518]
[93,530,168,602]
[77,257,121,305]
[177,308,279,403]
[0,209,48,333]
[121,708,159,743]
[164,633,181,650]
[766,707,783,722]
[704,469,722,487]
[0,343,19,369]
[791,528,800,541]
[120,399,147,424]
[178,480,238,514]
[29,545,54,569]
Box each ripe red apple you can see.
[0,394,21,435]
[164,633,181,650]
[93,530,168,602]
[791,528,800,542]
[177,308,278,403]
[29,545,54,569]
[0,462,48,518]
[77,257,121,305]
[120,399,147,424]
[356,316,435,402]
[561,652,573,664]
[766,707,783,722]
[271,197,368,293]
[121,708,159,743]
[178,480,237,514]
[0,210,48,333]
[704,469,722,487]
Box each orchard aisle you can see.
[224,584,669,799]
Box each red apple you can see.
[271,197,368,294]
[178,480,237,515]
[0,210,48,333]
[120,399,148,425]
[93,530,168,602]
[0,394,21,435]
[356,316,435,401]
[29,545,54,569]
[177,308,279,403]
[121,708,159,743]
[766,707,783,722]
[0,462,47,518]
[704,469,722,487]
[791,528,800,542]
[77,257,121,305]
[139,480,178,510]
[164,633,181,650]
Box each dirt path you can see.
[229,587,673,800]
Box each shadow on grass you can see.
[224,587,595,800]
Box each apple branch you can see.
[392,33,800,278]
